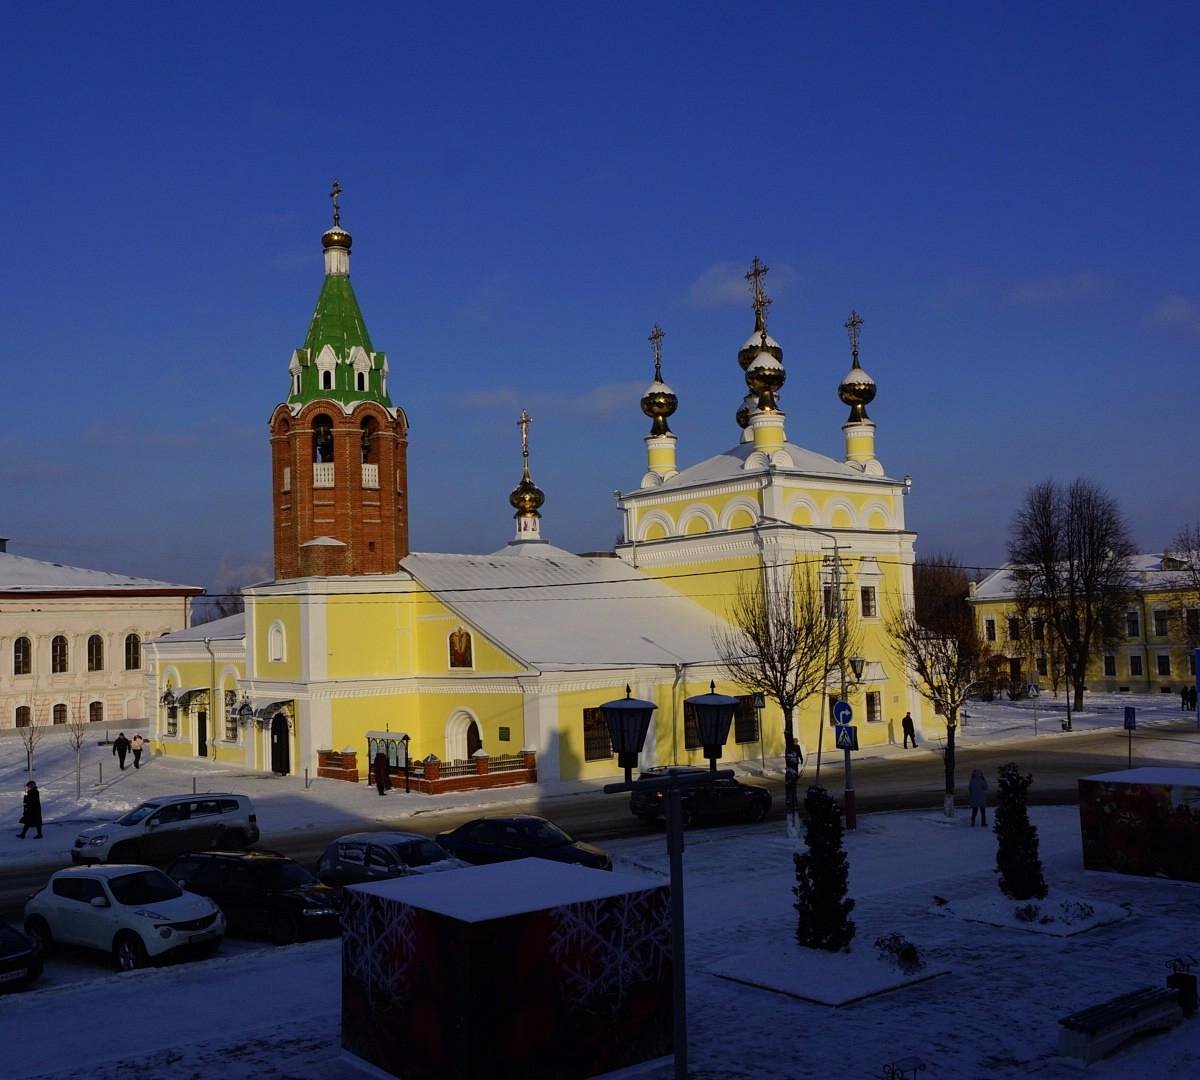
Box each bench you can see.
[1058,986,1183,1063]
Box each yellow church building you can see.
[146,199,928,786]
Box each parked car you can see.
[316,832,470,890]
[0,924,42,990]
[72,793,259,865]
[436,816,612,870]
[24,865,224,972]
[630,766,772,827]
[165,850,340,944]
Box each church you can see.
[145,191,927,786]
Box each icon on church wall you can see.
[449,626,473,669]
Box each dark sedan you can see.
[437,816,612,870]
[630,767,772,827]
[165,850,341,945]
[316,832,470,890]
[0,924,42,991]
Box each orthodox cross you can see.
[648,323,665,381]
[844,309,864,365]
[745,256,772,327]
[518,409,533,465]
[330,179,343,227]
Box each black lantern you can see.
[685,681,737,771]
[237,693,254,727]
[400,733,411,794]
[599,685,656,784]
[850,656,866,682]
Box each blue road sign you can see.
[832,700,853,726]
[1124,706,1136,731]
[835,724,858,751]
[751,692,766,709]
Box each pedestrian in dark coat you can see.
[131,733,144,769]
[18,780,43,839]
[901,712,917,749]
[112,733,131,770]
[968,768,989,827]
[374,750,389,796]
[1183,687,1190,712]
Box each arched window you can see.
[53,704,67,724]
[125,634,141,671]
[51,635,68,673]
[321,370,333,390]
[15,705,31,728]
[268,622,286,663]
[13,636,31,676]
[292,372,301,395]
[312,414,334,463]
[89,701,104,724]
[356,371,366,392]
[360,417,378,464]
[87,634,104,672]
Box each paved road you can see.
[3,720,1196,924]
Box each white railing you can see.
[361,463,379,489]
[313,462,335,488]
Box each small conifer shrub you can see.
[994,763,1047,901]
[793,785,855,951]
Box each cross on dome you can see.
[745,256,772,328]
[648,323,665,381]
[330,179,343,227]
[844,308,864,366]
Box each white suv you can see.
[72,794,259,864]
[25,865,225,971]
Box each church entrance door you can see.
[466,721,482,759]
[197,711,207,758]
[270,714,290,775]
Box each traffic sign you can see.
[832,700,853,726]
[835,724,858,751]
[1123,706,1136,731]
[751,692,766,710]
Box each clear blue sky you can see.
[4,3,1198,593]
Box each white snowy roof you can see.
[402,543,730,671]
[973,554,1191,601]
[1081,767,1200,785]
[155,613,245,643]
[0,551,202,594]
[642,440,877,492]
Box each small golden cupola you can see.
[745,325,787,452]
[737,257,784,443]
[838,309,883,475]
[640,324,679,486]
[509,409,546,541]
[321,179,353,276]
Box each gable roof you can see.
[402,543,729,672]
[155,613,245,643]
[0,551,202,596]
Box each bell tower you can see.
[270,183,410,579]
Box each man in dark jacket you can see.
[18,780,43,839]
[901,712,917,749]
[374,750,390,796]
[112,732,131,770]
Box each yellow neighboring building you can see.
[147,206,929,783]
[969,554,1200,695]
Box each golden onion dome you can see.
[839,361,876,421]
[738,322,783,371]
[641,377,678,436]
[746,346,786,412]
[509,475,545,516]
[735,391,757,430]
[321,226,353,251]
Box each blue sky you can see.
[4,3,1198,593]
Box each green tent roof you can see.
[302,275,374,356]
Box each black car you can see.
[437,816,612,870]
[0,924,41,991]
[630,767,772,827]
[316,831,470,890]
[165,850,341,945]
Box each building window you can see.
[684,701,700,749]
[1126,611,1140,638]
[125,634,141,671]
[1032,618,1044,642]
[268,622,286,663]
[1006,617,1021,641]
[89,701,104,723]
[166,707,178,737]
[860,586,877,618]
[984,619,996,643]
[356,371,366,391]
[1186,609,1200,638]
[1103,655,1116,677]
[15,705,31,728]
[1008,658,1022,682]
[224,690,238,741]
[87,634,104,672]
[53,703,67,725]
[582,708,612,761]
[1156,654,1171,676]
[866,691,881,723]
[1129,655,1143,677]
[1036,654,1048,677]
[322,370,333,390]
[733,695,759,743]
[51,635,68,673]
[1153,610,1169,637]
[13,636,31,676]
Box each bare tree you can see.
[887,555,983,817]
[64,694,90,800]
[1169,523,1200,649]
[1008,479,1135,714]
[715,565,840,837]
[194,588,244,624]
[17,698,47,778]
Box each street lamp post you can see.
[400,733,411,794]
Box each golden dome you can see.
[641,382,678,436]
[735,391,756,429]
[745,345,786,412]
[509,476,545,516]
[839,363,876,421]
[321,226,353,251]
[738,315,783,371]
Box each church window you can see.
[282,465,291,492]
[292,372,300,395]
[1126,610,1140,638]
[52,635,68,673]
[1006,617,1021,640]
[1103,655,1116,676]
[1032,618,1044,642]
[87,634,104,672]
[15,706,30,727]
[356,371,366,392]
[268,622,286,663]
[984,619,996,642]
[89,701,104,723]
[1157,654,1171,676]
[322,370,333,391]
[865,691,881,724]
[360,418,378,464]
[1153,609,1169,637]
[125,634,141,671]
[860,586,877,618]
[312,415,334,463]
[1008,658,1022,682]
[582,708,612,761]
[733,695,759,743]
[1036,654,1048,677]
[53,703,67,724]
[224,690,239,741]
[13,636,31,676]
[1129,654,1143,677]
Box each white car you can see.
[25,865,225,971]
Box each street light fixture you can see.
[236,693,254,727]
[400,733,411,794]
[600,685,657,784]
[850,656,866,682]
[686,681,737,772]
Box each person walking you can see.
[112,732,131,770]
[968,768,989,827]
[17,780,43,839]
[373,750,390,796]
[130,733,144,769]
[901,711,917,749]
[1183,687,1190,712]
